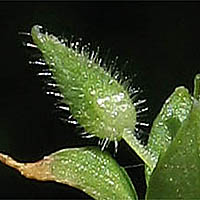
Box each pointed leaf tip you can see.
[0,147,138,200]
[0,152,55,181]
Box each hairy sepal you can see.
[31,25,136,142]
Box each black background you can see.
[0,2,200,199]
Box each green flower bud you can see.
[31,25,137,146]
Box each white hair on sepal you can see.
[59,117,78,125]
[44,80,60,91]
[19,29,43,52]
[21,28,85,139]
[106,58,134,89]
[108,61,120,79]
[37,68,52,77]
[79,131,88,136]
[29,59,57,85]
[117,71,130,85]
[59,114,79,126]
[53,104,71,122]
[29,57,64,102]
[46,91,64,98]
[114,139,119,154]
[67,120,79,125]
[97,137,119,154]
[55,104,70,112]
[29,60,47,66]
[47,82,58,88]
[100,48,111,70]
[81,134,96,139]
[89,46,100,62]
[18,31,31,36]
[22,41,38,49]
[21,30,65,106]
[79,131,97,139]
[108,58,119,75]
[130,89,149,146]
[136,121,149,127]
[120,75,131,88]
[63,34,92,59]
[134,117,150,145]
[130,90,141,102]
[53,103,71,116]
[136,107,149,115]
[136,103,149,120]
[98,138,110,151]
[133,99,147,107]
[118,66,140,96]
[127,85,140,96]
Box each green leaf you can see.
[51,147,138,200]
[0,147,138,200]
[146,99,200,199]
[145,87,193,183]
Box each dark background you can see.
[0,2,200,199]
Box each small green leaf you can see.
[145,87,193,183]
[0,147,138,200]
[146,99,200,199]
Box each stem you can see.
[123,133,156,170]
[194,74,200,101]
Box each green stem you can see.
[194,74,200,101]
[123,133,156,170]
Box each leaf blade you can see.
[50,147,137,200]
[0,147,138,200]
[146,99,200,199]
[145,86,193,183]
